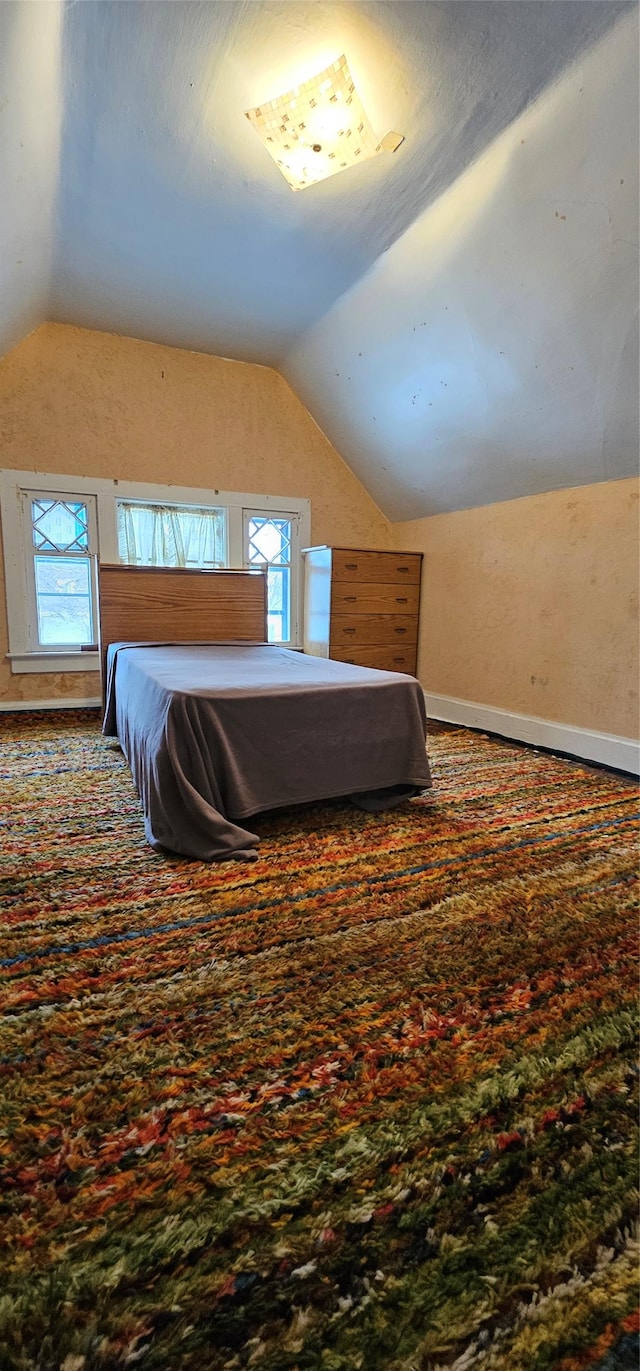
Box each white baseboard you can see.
[1,692,637,775]
[424,692,640,776]
[0,697,102,712]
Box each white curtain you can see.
[117,502,224,569]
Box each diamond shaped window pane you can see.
[248,518,291,566]
[32,500,89,552]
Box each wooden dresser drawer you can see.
[331,583,420,615]
[303,545,423,678]
[330,614,418,648]
[332,549,421,585]
[332,645,418,674]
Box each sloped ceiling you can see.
[0,0,62,355]
[0,0,637,515]
[284,10,639,517]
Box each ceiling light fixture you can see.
[245,55,403,192]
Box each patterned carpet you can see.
[0,710,638,1371]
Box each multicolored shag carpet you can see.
[1,710,638,1371]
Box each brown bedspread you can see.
[103,643,431,861]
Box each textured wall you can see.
[0,323,390,704]
[393,477,639,739]
[2,327,637,737]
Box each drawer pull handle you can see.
[394,627,408,635]
[344,595,357,602]
[397,566,410,573]
[395,596,408,604]
[393,656,405,664]
[343,627,356,635]
[345,562,358,570]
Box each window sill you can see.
[7,652,100,675]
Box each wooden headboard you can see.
[98,563,268,679]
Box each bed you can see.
[99,563,432,861]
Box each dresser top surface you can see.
[302,545,422,557]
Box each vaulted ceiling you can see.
[1,0,638,516]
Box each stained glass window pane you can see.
[248,518,291,567]
[32,500,89,552]
[34,556,93,646]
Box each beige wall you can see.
[2,325,637,740]
[0,323,390,704]
[393,477,639,740]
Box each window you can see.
[116,501,225,569]
[1,471,310,672]
[26,494,98,649]
[244,513,295,643]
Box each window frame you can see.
[242,508,301,647]
[24,491,100,651]
[1,470,310,672]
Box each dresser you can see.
[302,546,422,676]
